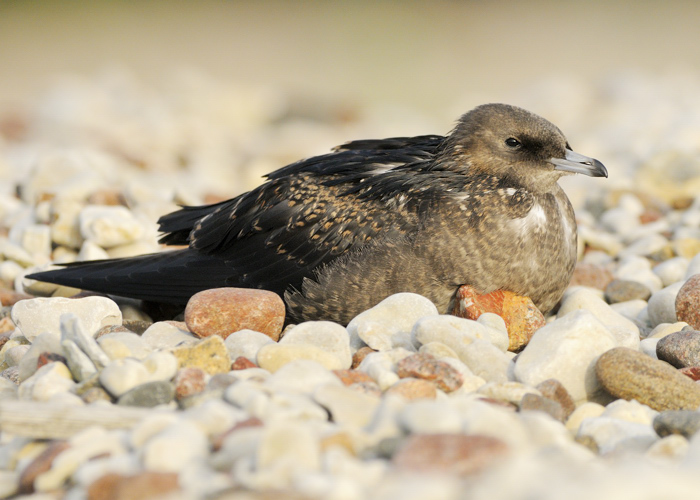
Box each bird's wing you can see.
[156,135,445,295]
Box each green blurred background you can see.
[1,0,699,119]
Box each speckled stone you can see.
[396,353,464,393]
[596,347,700,411]
[653,410,700,438]
[117,381,175,407]
[656,330,700,368]
[170,335,231,375]
[605,279,652,303]
[392,434,508,476]
[569,262,614,290]
[676,274,700,329]
[452,286,544,351]
[184,287,285,341]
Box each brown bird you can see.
[28,103,607,324]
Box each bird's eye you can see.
[505,138,521,148]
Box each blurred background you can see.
[0,0,699,204]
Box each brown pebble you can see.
[36,352,68,370]
[185,287,285,341]
[0,316,15,334]
[231,356,257,370]
[121,320,153,335]
[173,367,207,399]
[0,290,32,307]
[452,286,544,351]
[351,346,376,368]
[535,378,576,420]
[596,347,700,411]
[676,275,700,330]
[392,434,508,476]
[520,393,566,422]
[333,369,375,386]
[18,441,70,493]
[86,471,179,500]
[569,262,614,290]
[680,366,700,381]
[385,378,437,400]
[396,353,464,393]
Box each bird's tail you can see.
[25,249,236,304]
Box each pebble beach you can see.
[1,70,700,499]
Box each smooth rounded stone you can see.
[654,257,690,287]
[347,293,438,351]
[535,378,576,420]
[418,341,459,359]
[412,314,509,353]
[602,398,658,425]
[477,381,540,406]
[605,279,652,303]
[98,331,152,360]
[77,239,110,261]
[565,402,606,434]
[645,434,690,461]
[577,225,623,256]
[81,386,112,404]
[142,351,179,382]
[264,360,343,395]
[647,281,684,326]
[78,205,144,248]
[141,321,198,350]
[18,362,76,402]
[279,321,352,369]
[86,471,180,500]
[451,287,545,351]
[3,344,29,367]
[174,367,207,399]
[183,399,249,439]
[618,234,669,259]
[170,335,231,375]
[454,339,510,383]
[647,321,688,339]
[11,296,122,342]
[61,339,97,382]
[392,433,508,476]
[385,378,437,400]
[653,410,700,438]
[223,329,274,362]
[640,338,660,359]
[185,287,285,341]
[142,421,209,473]
[99,358,151,397]
[615,256,663,292]
[49,199,83,248]
[313,383,380,428]
[656,330,700,368]
[685,252,700,279]
[397,400,463,434]
[557,288,639,349]
[676,274,700,330]
[255,421,321,483]
[18,332,64,382]
[514,310,618,404]
[396,353,464,393]
[576,416,659,456]
[19,224,51,257]
[60,313,111,369]
[117,381,176,407]
[257,343,344,372]
[596,347,700,411]
[569,261,614,289]
[107,241,161,259]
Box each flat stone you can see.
[656,330,700,368]
[117,381,176,407]
[396,353,464,393]
[514,310,617,404]
[596,347,700,411]
[11,296,122,341]
[185,287,285,341]
[605,279,652,303]
[452,286,545,351]
[279,321,352,368]
[676,274,700,329]
[392,434,508,476]
[170,335,231,375]
[653,410,700,438]
[347,293,438,351]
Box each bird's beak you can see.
[549,149,608,178]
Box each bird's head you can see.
[445,103,607,192]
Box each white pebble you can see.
[398,400,463,434]
[412,314,509,353]
[313,384,380,428]
[18,362,76,402]
[224,329,275,361]
[141,420,209,473]
[279,321,352,369]
[654,257,690,287]
[647,281,684,326]
[99,358,150,397]
[79,205,145,248]
[141,321,198,350]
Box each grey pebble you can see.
[117,380,176,407]
[604,279,652,303]
[653,410,700,438]
[656,330,700,368]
